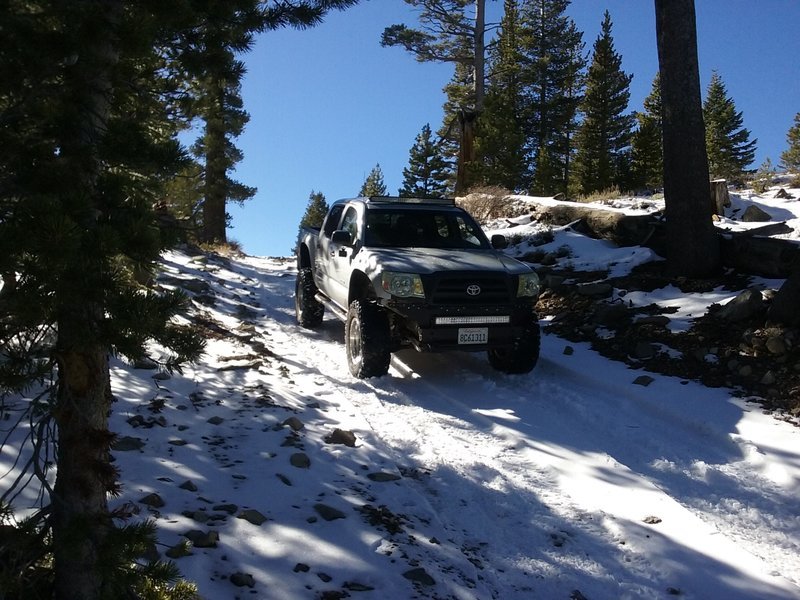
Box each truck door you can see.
[327,205,359,308]
[315,203,345,295]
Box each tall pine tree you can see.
[518,0,586,196]
[474,0,529,192]
[703,71,756,184]
[630,74,664,191]
[359,163,388,196]
[780,112,800,176]
[572,10,633,196]
[300,190,329,228]
[399,124,451,197]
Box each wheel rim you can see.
[348,317,363,369]
[295,280,304,319]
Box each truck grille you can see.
[430,274,512,305]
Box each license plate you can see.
[458,327,488,344]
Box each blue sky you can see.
[228,0,800,257]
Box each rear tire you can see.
[346,299,391,378]
[488,316,541,374]
[295,267,324,328]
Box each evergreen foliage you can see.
[779,112,800,174]
[399,124,451,197]
[474,0,530,192]
[300,191,330,228]
[518,0,586,196]
[572,11,634,196]
[630,74,664,190]
[703,71,756,184]
[359,164,388,197]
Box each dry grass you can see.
[457,185,527,223]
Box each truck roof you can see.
[333,196,457,208]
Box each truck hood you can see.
[361,247,532,276]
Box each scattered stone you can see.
[152,371,172,381]
[112,436,146,452]
[666,587,682,595]
[367,472,401,482]
[276,473,292,486]
[738,365,753,377]
[718,289,764,322]
[576,282,613,297]
[139,493,165,508]
[633,375,655,387]
[344,581,375,592]
[290,453,311,469]
[636,315,671,328]
[134,357,159,370]
[632,341,657,360]
[563,345,575,356]
[317,572,333,583]
[168,439,188,446]
[594,302,629,326]
[183,510,209,523]
[213,503,238,515]
[207,416,225,425]
[238,509,268,526]
[165,541,192,559]
[643,515,662,525]
[314,503,346,521]
[402,567,435,586]
[230,572,255,588]
[282,417,304,431]
[293,563,310,573]
[765,336,787,355]
[324,428,357,447]
[741,204,772,222]
[761,370,777,386]
[184,529,219,548]
[570,591,588,600]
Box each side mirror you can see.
[331,230,353,246]
[491,234,508,249]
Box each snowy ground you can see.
[2,182,800,599]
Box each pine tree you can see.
[301,190,330,228]
[474,0,529,192]
[779,112,800,175]
[703,71,757,183]
[399,124,451,197]
[630,74,664,191]
[518,0,586,196]
[572,10,634,196]
[359,164,388,196]
[382,0,489,194]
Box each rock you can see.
[290,453,311,469]
[184,529,219,548]
[765,336,787,355]
[112,436,145,452]
[643,515,662,524]
[761,371,777,386]
[741,204,772,222]
[313,503,346,521]
[774,188,794,199]
[237,509,268,526]
[179,480,198,492]
[402,567,435,586]
[718,289,764,322]
[213,503,238,515]
[139,493,165,508]
[636,315,671,328]
[633,375,655,387]
[632,341,657,360]
[344,582,375,592]
[594,302,629,327]
[293,563,310,573]
[282,417,304,431]
[165,541,192,559]
[207,416,225,425]
[576,282,613,297]
[367,472,401,482]
[324,428,357,447]
[563,345,575,356]
[230,572,255,588]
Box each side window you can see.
[456,216,481,247]
[340,207,359,241]
[322,205,345,238]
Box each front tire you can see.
[346,299,391,378]
[295,267,324,328]
[488,316,541,374]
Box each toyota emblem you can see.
[466,284,481,296]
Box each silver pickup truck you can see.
[295,196,541,378]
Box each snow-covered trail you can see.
[244,255,800,599]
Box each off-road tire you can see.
[488,316,541,374]
[346,299,391,378]
[295,267,324,328]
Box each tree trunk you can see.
[201,83,228,244]
[654,0,720,276]
[51,2,120,596]
[769,267,800,326]
[456,109,478,195]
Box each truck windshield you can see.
[363,209,491,250]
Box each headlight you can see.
[382,272,425,298]
[517,272,541,298]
